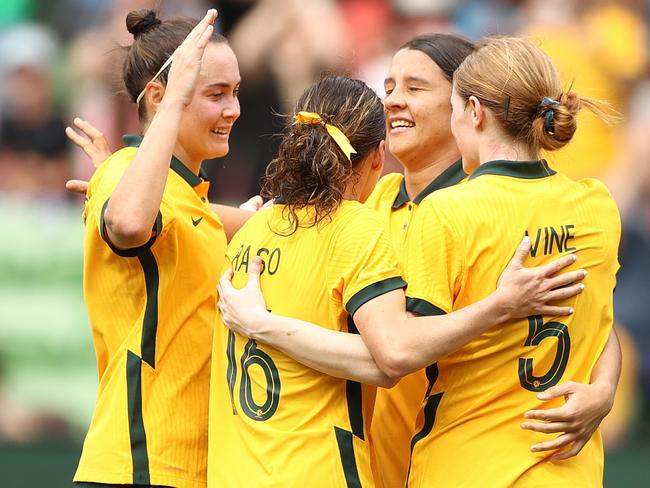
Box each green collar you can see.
[393,159,466,209]
[122,134,205,187]
[468,159,556,181]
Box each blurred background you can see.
[0,0,648,486]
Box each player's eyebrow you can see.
[203,80,241,89]
[404,76,430,85]
[384,76,430,87]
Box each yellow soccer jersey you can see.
[365,161,466,488]
[208,201,405,488]
[405,159,620,488]
[74,135,226,487]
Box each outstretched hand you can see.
[521,380,615,460]
[497,236,586,319]
[217,256,269,339]
[66,117,112,167]
[65,117,113,195]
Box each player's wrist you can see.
[157,96,186,114]
[590,376,616,412]
[247,308,273,342]
[488,288,515,325]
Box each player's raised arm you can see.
[103,9,218,250]
[66,115,261,240]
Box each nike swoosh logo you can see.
[192,217,203,226]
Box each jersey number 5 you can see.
[226,330,281,421]
[518,315,571,392]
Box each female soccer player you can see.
[408,38,620,487]
[210,74,586,487]
[74,9,237,487]
[370,33,621,487]
[405,36,620,486]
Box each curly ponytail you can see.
[262,76,385,235]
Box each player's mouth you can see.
[210,127,231,137]
[388,118,415,135]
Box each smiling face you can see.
[176,42,241,164]
[383,48,455,169]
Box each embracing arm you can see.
[590,328,622,407]
[353,250,583,379]
[521,327,621,459]
[218,239,585,386]
[238,309,398,388]
[211,204,255,241]
[218,258,396,387]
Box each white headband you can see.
[135,51,175,105]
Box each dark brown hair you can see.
[453,36,615,154]
[262,76,385,235]
[122,9,228,121]
[400,33,475,82]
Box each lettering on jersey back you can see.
[231,244,282,275]
[526,224,576,257]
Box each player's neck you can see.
[402,150,461,200]
[477,139,536,166]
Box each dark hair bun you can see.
[126,9,161,38]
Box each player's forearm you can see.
[387,292,509,375]
[589,328,621,409]
[211,204,254,241]
[104,99,184,248]
[252,313,397,388]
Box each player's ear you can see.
[371,140,385,171]
[146,81,166,115]
[468,96,484,129]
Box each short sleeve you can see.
[404,198,465,316]
[86,149,173,257]
[329,206,406,317]
[364,173,402,210]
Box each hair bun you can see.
[126,9,161,38]
[532,92,580,151]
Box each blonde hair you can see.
[453,36,614,153]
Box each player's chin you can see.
[207,141,230,159]
[387,136,415,162]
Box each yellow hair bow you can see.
[293,111,357,161]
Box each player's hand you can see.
[163,9,218,107]
[218,256,270,339]
[65,117,113,195]
[496,236,586,320]
[238,196,275,212]
[65,179,89,194]
[66,117,112,167]
[521,379,615,460]
[239,195,264,212]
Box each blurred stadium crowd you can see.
[0,0,649,485]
